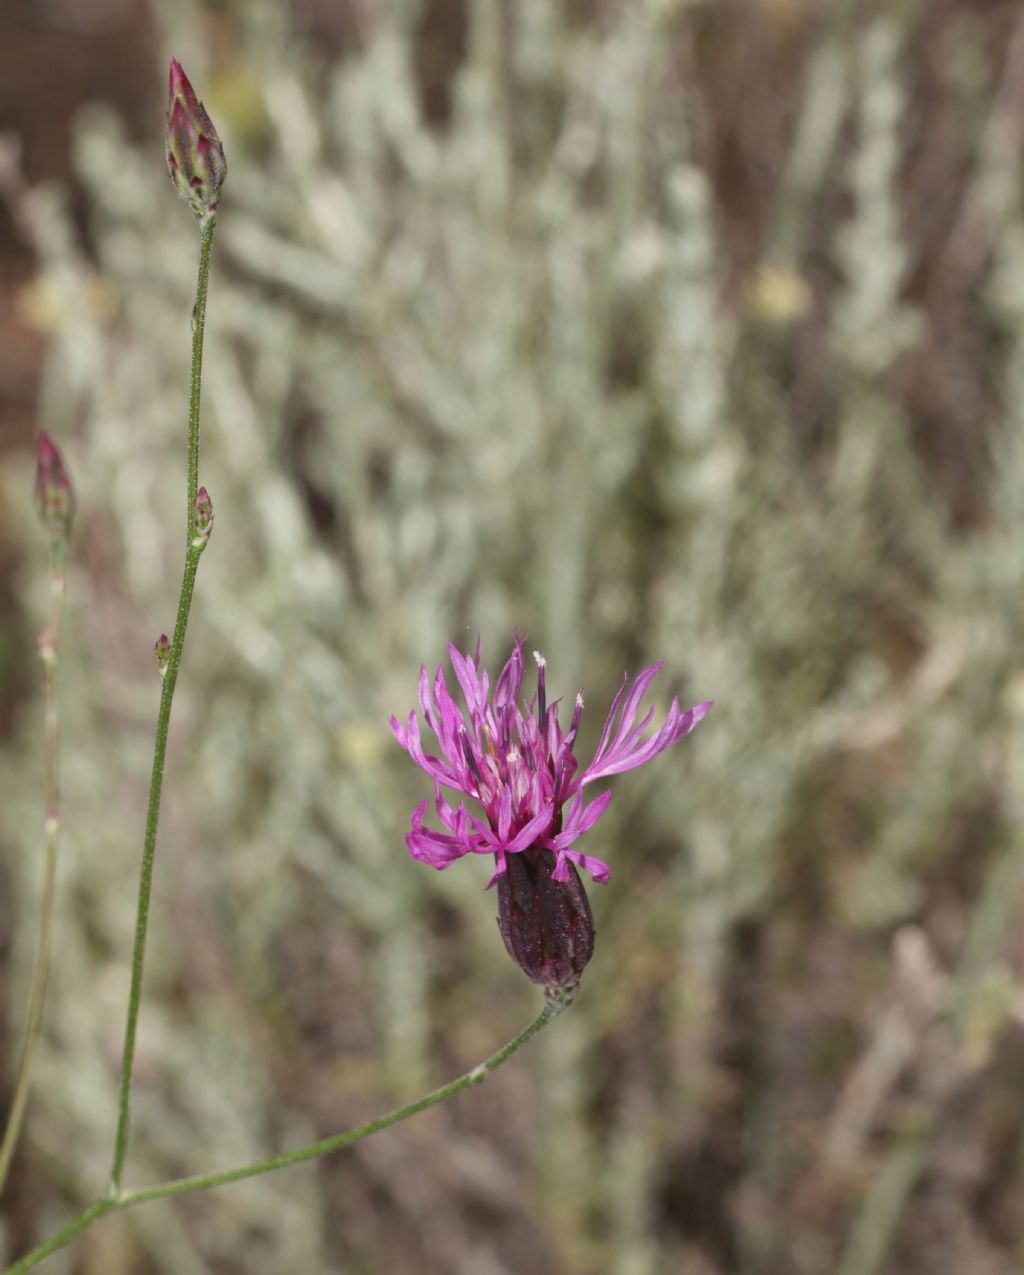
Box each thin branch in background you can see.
[0,433,74,1191]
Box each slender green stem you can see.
[0,544,66,1191]
[4,1199,115,1274]
[186,216,216,516]
[109,213,217,1192]
[5,1000,564,1273]
[123,998,563,1204]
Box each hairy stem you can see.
[6,1000,564,1273]
[109,212,216,1192]
[0,543,66,1191]
[123,998,563,1203]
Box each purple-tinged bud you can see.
[155,633,171,677]
[34,432,74,545]
[191,486,213,550]
[166,59,226,218]
[496,847,595,1003]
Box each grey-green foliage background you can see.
[3,0,1024,1271]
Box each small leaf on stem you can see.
[155,634,171,677]
[37,626,56,671]
[191,486,214,550]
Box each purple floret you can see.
[390,633,712,888]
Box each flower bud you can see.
[155,633,171,677]
[34,432,74,544]
[166,59,226,218]
[496,847,595,1001]
[191,486,213,550]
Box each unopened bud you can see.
[191,486,213,550]
[166,59,227,218]
[155,633,171,676]
[496,848,595,1002]
[34,432,74,544]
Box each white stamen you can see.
[507,747,520,764]
[575,691,584,708]
[533,650,546,668]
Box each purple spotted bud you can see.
[191,486,213,550]
[155,633,171,677]
[496,847,595,1002]
[34,432,74,544]
[166,59,226,218]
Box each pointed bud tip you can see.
[166,60,226,217]
[167,58,199,107]
[191,486,214,549]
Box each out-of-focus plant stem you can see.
[5,1000,565,1272]
[109,211,217,1193]
[0,541,67,1192]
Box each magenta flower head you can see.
[34,431,74,545]
[391,634,712,997]
[166,59,226,218]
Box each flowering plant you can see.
[392,635,711,992]
[2,59,715,1272]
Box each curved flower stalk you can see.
[391,635,712,993]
